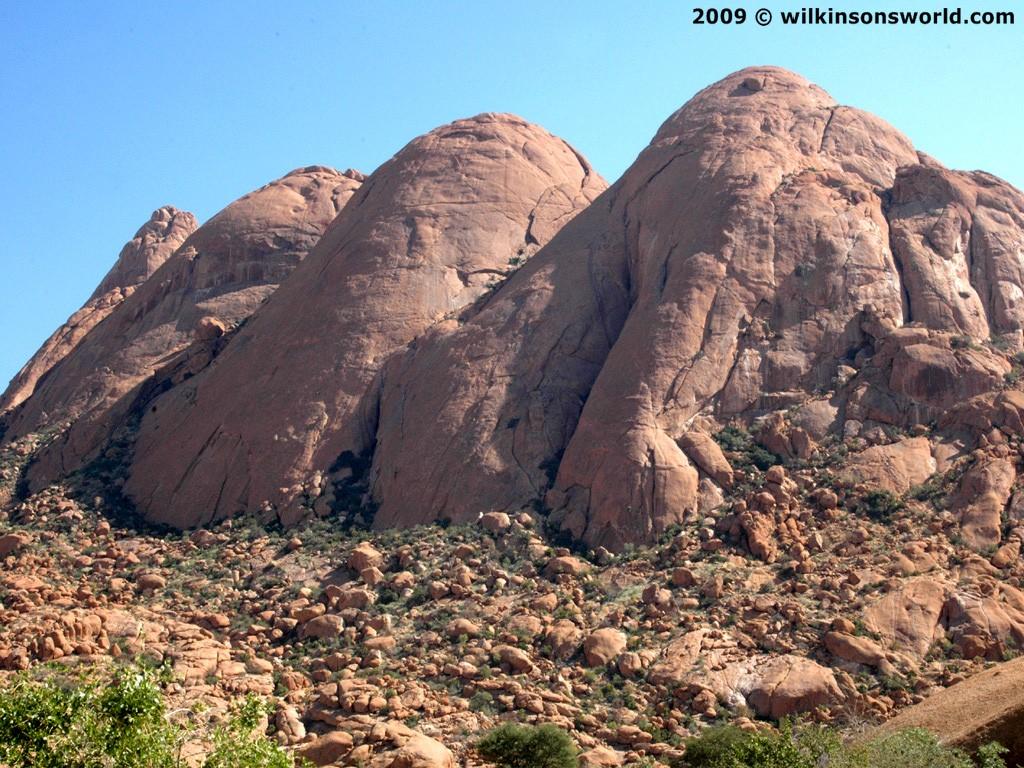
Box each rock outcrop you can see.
[367,67,1024,548]
[877,654,1024,763]
[125,114,604,528]
[5,166,363,486]
[8,67,1024,555]
[0,206,197,415]
[367,68,909,542]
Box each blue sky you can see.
[1,1,1021,389]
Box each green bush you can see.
[0,665,302,768]
[673,723,1007,768]
[857,488,905,521]
[677,721,838,768]
[476,723,578,768]
[204,695,295,768]
[714,427,781,472]
[0,666,180,768]
[840,728,983,768]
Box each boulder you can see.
[745,656,843,719]
[677,431,734,487]
[842,437,936,494]
[955,456,1016,550]
[297,731,354,766]
[583,628,627,667]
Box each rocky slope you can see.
[2,166,364,489]
[0,206,197,415]
[370,68,1024,551]
[4,66,1024,766]
[102,67,1022,555]
[124,114,605,528]
[5,441,1024,765]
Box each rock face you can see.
[125,114,604,528]
[8,67,1024,555]
[877,654,1024,763]
[5,166,363,485]
[366,68,906,541]
[0,207,197,415]
[365,67,1024,548]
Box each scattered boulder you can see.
[584,628,627,667]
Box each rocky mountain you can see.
[3,67,1024,766]
[370,68,1024,552]
[107,68,1024,558]
[2,165,364,488]
[0,206,197,415]
[124,114,605,528]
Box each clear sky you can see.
[1,1,1021,389]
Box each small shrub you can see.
[676,721,838,768]
[839,728,977,768]
[204,695,298,768]
[468,691,496,715]
[674,724,1006,768]
[476,723,578,768]
[857,489,905,521]
[976,742,1010,768]
[714,426,781,472]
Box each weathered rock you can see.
[125,114,603,528]
[368,67,921,548]
[824,631,888,669]
[955,456,1016,550]
[0,533,31,558]
[545,620,583,660]
[544,555,592,579]
[493,644,534,674]
[0,207,197,415]
[579,746,624,767]
[478,511,512,533]
[745,656,843,718]
[297,730,354,766]
[863,577,949,657]
[677,431,734,488]
[842,437,937,494]
[11,167,363,493]
[390,733,456,768]
[583,628,627,667]
[348,542,385,573]
[300,614,344,640]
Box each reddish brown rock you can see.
[0,207,197,415]
[824,630,888,669]
[888,163,1024,345]
[0,532,31,558]
[744,655,843,719]
[125,114,604,528]
[677,431,734,488]
[13,66,1024,558]
[842,436,937,494]
[368,67,920,547]
[955,456,1016,550]
[8,167,362,489]
[583,628,627,667]
[297,731,354,766]
[863,577,950,657]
